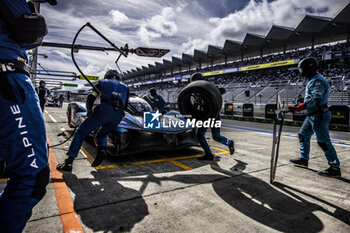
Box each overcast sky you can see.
[38,0,349,78]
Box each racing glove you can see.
[288,103,306,113]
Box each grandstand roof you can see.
[222,40,242,55]
[155,62,164,70]
[266,25,294,41]
[125,2,350,80]
[333,2,350,26]
[163,59,173,68]
[193,49,211,63]
[141,66,148,75]
[172,56,184,66]
[182,53,197,65]
[148,64,155,69]
[242,33,265,48]
[207,45,224,58]
[295,15,332,33]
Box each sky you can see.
[38,0,349,80]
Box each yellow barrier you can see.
[242,59,296,71]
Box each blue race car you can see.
[66,96,200,156]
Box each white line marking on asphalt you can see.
[222,125,350,148]
[44,110,48,114]
[49,114,57,123]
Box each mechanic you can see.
[58,94,64,108]
[296,94,304,105]
[150,88,166,114]
[0,0,50,232]
[57,70,130,171]
[190,73,235,161]
[289,57,341,177]
[35,80,50,112]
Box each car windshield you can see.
[129,97,152,115]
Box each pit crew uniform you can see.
[298,74,339,167]
[197,87,234,160]
[0,0,49,232]
[58,78,129,169]
[153,93,166,114]
[35,85,50,112]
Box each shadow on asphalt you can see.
[57,130,350,233]
[211,160,350,232]
[63,171,149,232]
[293,165,350,184]
[92,159,350,233]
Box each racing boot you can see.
[290,157,308,168]
[228,140,235,155]
[91,146,107,167]
[198,153,214,161]
[56,157,74,172]
[318,166,341,178]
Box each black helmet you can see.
[150,88,157,96]
[104,70,120,80]
[190,72,203,82]
[298,57,318,78]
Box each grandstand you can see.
[124,3,350,107]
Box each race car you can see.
[66,96,200,156]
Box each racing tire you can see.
[177,80,222,121]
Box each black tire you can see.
[177,80,222,120]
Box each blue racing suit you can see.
[197,87,231,154]
[67,79,129,158]
[153,93,166,114]
[0,1,49,232]
[298,73,340,167]
[35,86,50,112]
[197,114,232,154]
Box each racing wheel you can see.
[177,80,222,121]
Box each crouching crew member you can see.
[190,73,235,161]
[57,70,129,171]
[289,57,341,177]
[150,88,166,114]
[0,0,50,232]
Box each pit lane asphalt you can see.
[2,104,349,233]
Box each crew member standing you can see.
[35,80,50,112]
[57,70,129,171]
[0,0,50,232]
[289,57,341,177]
[150,88,166,114]
[58,94,64,108]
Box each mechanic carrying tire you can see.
[0,0,51,232]
[178,73,235,161]
[57,70,130,171]
[288,57,341,177]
